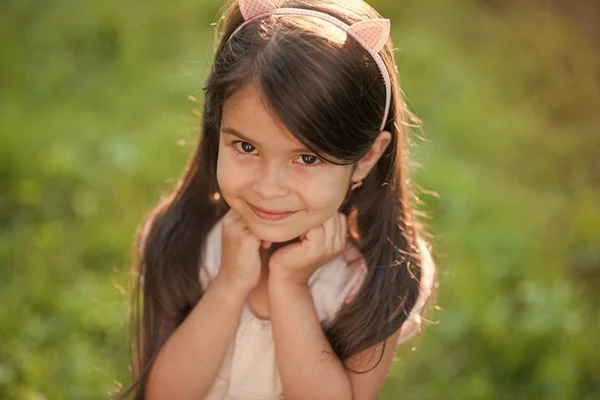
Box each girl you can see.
[118,0,436,398]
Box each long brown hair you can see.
[117,0,435,397]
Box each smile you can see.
[248,203,297,221]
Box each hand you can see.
[218,208,270,293]
[268,212,347,286]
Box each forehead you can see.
[221,84,308,152]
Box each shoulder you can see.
[345,238,437,397]
[396,236,436,344]
[309,241,368,325]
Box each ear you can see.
[351,131,392,182]
[347,19,391,53]
[238,0,278,20]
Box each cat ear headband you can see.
[228,0,392,132]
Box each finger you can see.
[334,213,343,251]
[305,221,325,244]
[339,213,347,251]
[222,208,236,225]
[229,212,244,233]
[332,212,342,253]
[229,214,258,245]
[322,215,337,253]
[302,225,323,257]
[223,208,240,226]
[238,218,249,232]
[262,240,272,249]
[230,211,251,234]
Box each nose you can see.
[251,162,290,200]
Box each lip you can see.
[248,203,297,221]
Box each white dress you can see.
[197,219,435,400]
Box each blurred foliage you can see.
[1,0,599,399]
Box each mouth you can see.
[248,203,297,221]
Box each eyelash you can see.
[231,140,324,168]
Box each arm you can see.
[268,279,352,399]
[268,279,402,400]
[144,274,248,400]
[345,330,402,400]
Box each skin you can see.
[142,84,397,400]
[213,84,400,399]
[217,84,390,247]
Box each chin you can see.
[225,198,320,243]
[245,219,305,243]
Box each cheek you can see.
[300,167,351,212]
[216,145,248,196]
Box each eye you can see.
[296,154,322,166]
[234,141,257,154]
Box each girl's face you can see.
[217,84,354,243]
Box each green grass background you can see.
[1,0,599,398]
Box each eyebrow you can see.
[220,126,313,154]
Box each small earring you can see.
[351,180,363,191]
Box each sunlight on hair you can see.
[292,16,347,45]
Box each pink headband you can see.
[228,0,392,132]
